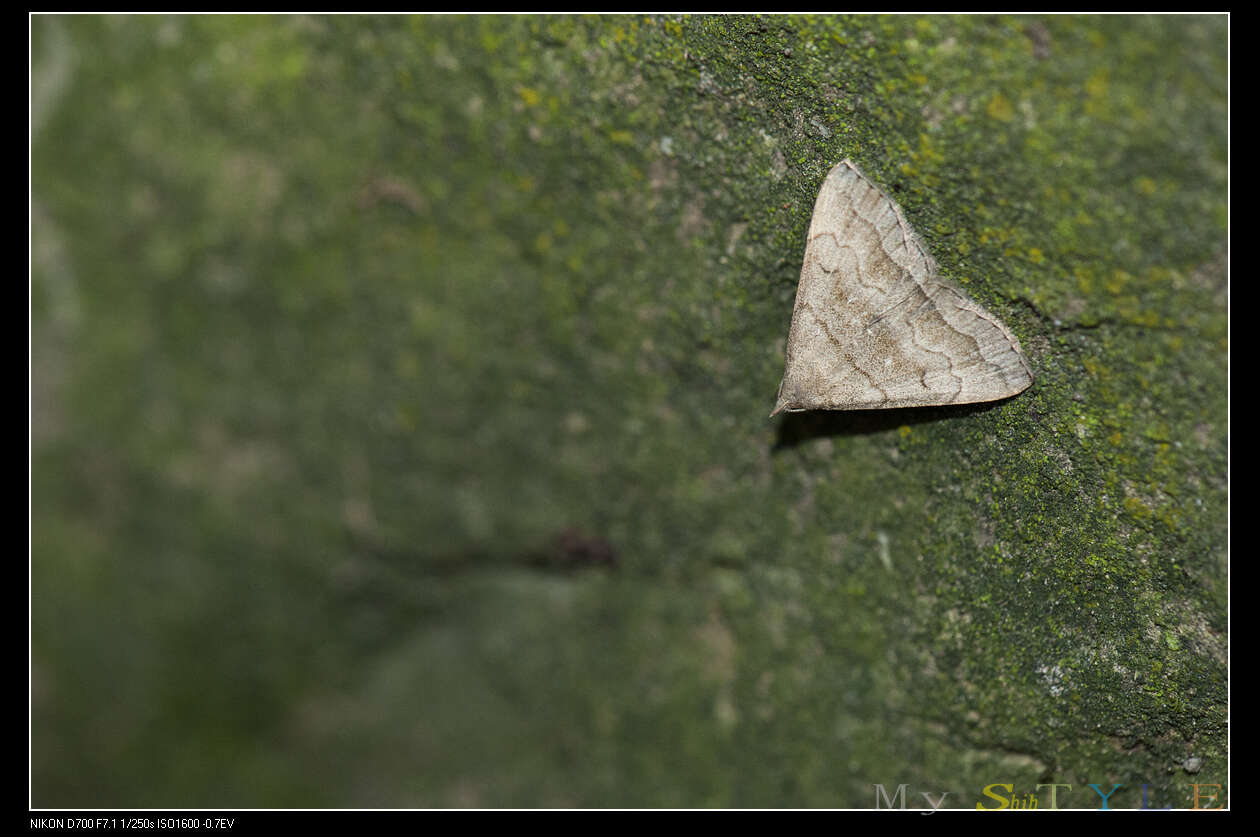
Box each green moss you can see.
[32,13,1226,808]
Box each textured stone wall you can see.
[32,14,1227,808]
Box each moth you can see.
[772,160,1033,415]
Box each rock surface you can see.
[32,15,1227,808]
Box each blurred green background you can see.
[31,15,1227,808]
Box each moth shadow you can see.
[772,399,1009,449]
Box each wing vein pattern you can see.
[772,160,1033,415]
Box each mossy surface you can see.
[32,14,1227,808]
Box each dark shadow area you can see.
[772,397,1015,450]
[361,527,618,578]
